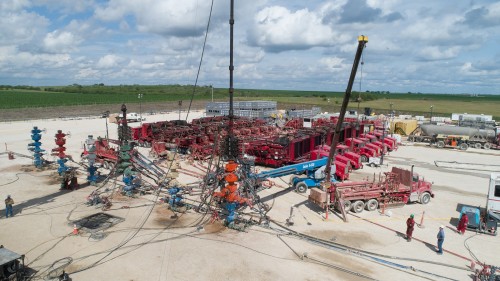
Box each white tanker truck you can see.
[410,124,499,149]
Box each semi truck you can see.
[345,138,378,162]
[360,134,388,154]
[372,132,398,151]
[410,124,499,149]
[315,144,363,170]
[309,167,434,213]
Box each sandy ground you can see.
[0,112,499,281]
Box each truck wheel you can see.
[340,200,352,212]
[420,192,431,204]
[459,143,468,150]
[483,143,491,150]
[352,201,365,213]
[436,141,445,148]
[365,199,379,211]
[289,175,298,187]
[360,155,368,162]
[295,182,308,193]
[474,143,482,149]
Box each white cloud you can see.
[76,68,100,79]
[0,0,31,12]
[0,0,499,94]
[127,59,165,70]
[249,6,335,52]
[321,57,344,70]
[96,54,123,69]
[42,30,82,53]
[94,0,212,37]
[418,46,461,60]
[34,0,96,14]
[0,46,73,71]
[0,10,49,46]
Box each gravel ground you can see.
[0,113,499,281]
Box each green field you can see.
[1,85,499,120]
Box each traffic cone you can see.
[418,211,425,228]
[380,200,386,215]
[72,224,79,235]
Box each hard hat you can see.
[439,225,444,229]
[410,214,414,218]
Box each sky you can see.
[1,0,500,95]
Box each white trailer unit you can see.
[488,173,500,220]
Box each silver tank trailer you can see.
[420,124,496,141]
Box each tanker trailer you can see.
[419,124,496,149]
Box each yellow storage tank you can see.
[393,119,418,136]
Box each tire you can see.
[436,141,445,148]
[342,200,352,212]
[483,143,491,150]
[459,143,468,151]
[365,199,379,211]
[352,200,365,213]
[103,161,109,169]
[289,175,299,187]
[474,143,482,149]
[295,182,308,193]
[416,136,424,142]
[360,155,368,162]
[420,192,431,204]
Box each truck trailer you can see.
[312,167,434,213]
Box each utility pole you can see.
[211,85,214,102]
[138,93,143,125]
[390,103,393,137]
[104,111,110,139]
[430,105,434,124]
[178,100,182,120]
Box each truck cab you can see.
[393,168,434,204]
[345,138,377,162]
[432,134,469,150]
[313,145,353,172]
[373,132,397,151]
[358,137,381,157]
[336,144,362,170]
[360,134,388,154]
[309,150,350,181]
[315,144,362,170]
[410,172,433,201]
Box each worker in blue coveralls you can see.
[436,225,445,254]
